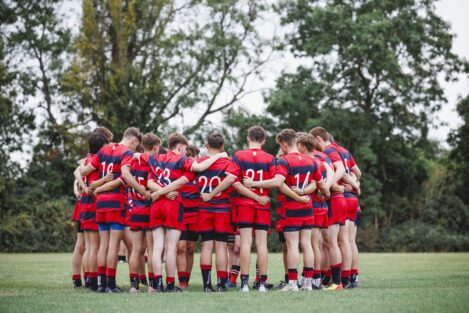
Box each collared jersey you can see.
[90,143,134,212]
[196,156,232,213]
[225,148,276,209]
[276,152,324,210]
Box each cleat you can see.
[258,284,267,293]
[129,287,139,293]
[300,283,312,291]
[265,283,274,289]
[204,286,216,292]
[252,281,260,290]
[217,285,227,292]
[312,279,322,290]
[148,285,165,293]
[106,287,122,293]
[140,278,148,286]
[279,283,299,292]
[276,281,288,289]
[240,285,249,293]
[165,286,182,292]
[97,286,106,293]
[351,275,361,288]
[342,282,352,289]
[298,276,305,288]
[225,281,237,288]
[323,283,343,291]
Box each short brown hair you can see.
[186,145,200,158]
[123,127,142,142]
[276,129,297,146]
[207,132,224,149]
[142,133,161,151]
[310,127,329,141]
[296,132,315,152]
[247,126,266,143]
[168,133,189,149]
[93,126,113,142]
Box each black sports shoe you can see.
[165,286,182,293]
[342,282,352,289]
[252,281,260,290]
[106,287,123,293]
[276,281,288,289]
[204,286,216,292]
[140,278,148,286]
[97,286,106,293]
[217,285,227,292]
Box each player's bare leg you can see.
[106,229,124,292]
[82,233,90,287]
[239,228,253,292]
[255,229,269,292]
[122,227,132,265]
[145,232,154,288]
[150,227,165,292]
[320,230,331,286]
[176,240,188,288]
[282,231,300,291]
[97,230,109,292]
[339,221,352,287]
[129,230,144,293]
[87,231,100,291]
[349,221,360,287]
[164,228,182,291]
[311,228,322,288]
[72,232,85,288]
[200,239,214,291]
[215,240,228,291]
[227,235,240,288]
[186,241,196,285]
[299,229,314,290]
[325,225,342,288]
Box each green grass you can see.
[0,253,469,313]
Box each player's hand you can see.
[94,187,102,196]
[142,190,152,200]
[356,185,361,196]
[243,176,254,188]
[343,184,353,192]
[201,193,212,202]
[104,172,114,182]
[291,186,303,195]
[133,152,141,160]
[336,185,345,193]
[151,191,161,201]
[88,188,95,197]
[298,195,310,204]
[257,196,270,206]
[217,152,228,159]
[165,191,178,200]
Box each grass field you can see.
[0,253,468,313]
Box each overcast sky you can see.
[59,0,468,142]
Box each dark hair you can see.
[123,127,143,142]
[92,126,113,142]
[168,133,189,149]
[207,132,224,149]
[136,144,144,153]
[142,133,161,151]
[186,145,200,158]
[276,129,297,146]
[158,146,168,155]
[296,132,315,152]
[310,127,330,142]
[88,132,109,154]
[247,126,266,143]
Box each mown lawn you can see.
[0,253,468,313]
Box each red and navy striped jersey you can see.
[148,150,194,196]
[128,153,152,209]
[196,156,232,213]
[225,148,276,209]
[80,154,100,220]
[90,143,134,212]
[309,150,332,214]
[323,142,354,198]
[276,152,324,210]
[344,152,359,198]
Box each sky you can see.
[55,0,469,143]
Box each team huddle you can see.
[71,125,362,293]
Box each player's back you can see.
[149,150,193,188]
[129,153,151,207]
[197,157,231,212]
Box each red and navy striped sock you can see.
[229,265,240,284]
[288,269,298,283]
[98,266,107,288]
[201,264,212,288]
[303,267,314,279]
[72,274,82,287]
[166,276,175,290]
[313,270,321,279]
[217,271,228,287]
[106,267,117,289]
[129,273,139,290]
[330,263,341,285]
[178,271,188,284]
[341,270,351,286]
[148,272,155,288]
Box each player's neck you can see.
[287,146,299,154]
[248,142,263,149]
[170,149,181,155]
[120,139,131,148]
[207,148,221,156]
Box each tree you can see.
[62,0,271,140]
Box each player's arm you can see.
[80,164,95,177]
[73,179,80,198]
[351,165,361,180]
[330,161,345,186]
[201,174,236,202]
[147,179,162,192]
[316,180,330,198]
[94,179,122,196]
[342,173,360,190]
[233,183,270,205]
[88,172,114,190]
[292,181,317,195]
[243,174,286,189]
[121,165,151,200]
[191,152,228,172]
[279,183,309,203]
[73,161,89,194]
[151,176,189,200]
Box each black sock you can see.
[350,273,357,283]
[284,274,288,282]
[331,266,341,285]
[153,276,163,289]
[107,276,116,289]
[118,255,126,262]
[241,275,249,288]
[201,267,212,288]
[98,275,107,289]
[130,276,139,290]
[341,275,350,286]
[90,277,98,291]
[166,282,174,290]
[260,275,267,286]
